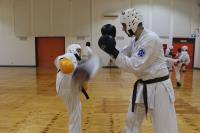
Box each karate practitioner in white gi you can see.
[181,46,190,72]
[174,47,190,87]
[165,46,175,71]
[98,8,179,133]
[55,44,82,133]
[82,42,93,60]
[55,43,100,133]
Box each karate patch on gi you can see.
[137,48,145,57]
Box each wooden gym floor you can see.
[0,67,199,133]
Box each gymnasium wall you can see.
[0,0,199,66]
[0,0,35,66]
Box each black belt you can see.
[132,75,169,114]
[57,67,89,99]
[81,86,89,100]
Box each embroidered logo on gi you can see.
[137,49,145,57]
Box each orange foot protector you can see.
[60,58,75,74]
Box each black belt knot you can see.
[132,75,169,114]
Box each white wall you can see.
[0,0,199,66]
[173,0,191,37]
[0,0,35,66]
[194,33,200,68]
[152,0,171,37]
[0,37,35,66]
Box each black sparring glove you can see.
[101,24,116,38]
[98,35,119,59]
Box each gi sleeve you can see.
[120,43,132,57]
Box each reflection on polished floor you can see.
[0,67,199,133]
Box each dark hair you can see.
[86,42,91,47]
[178,48,182,53]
